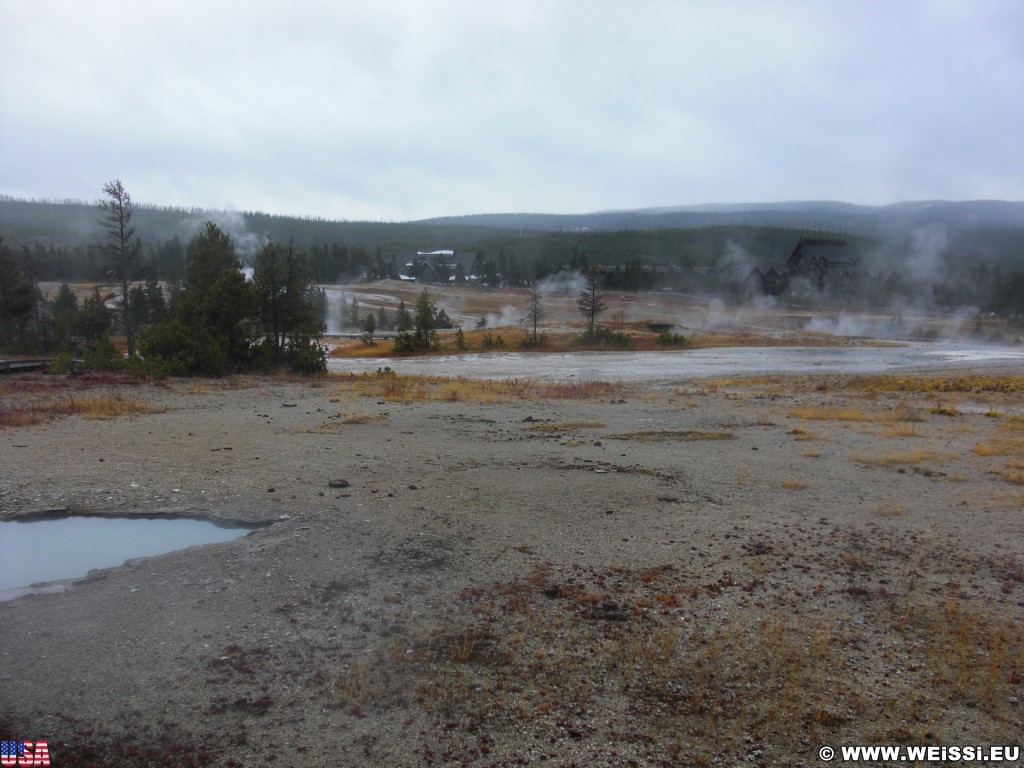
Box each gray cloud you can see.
[1,0,1022,220]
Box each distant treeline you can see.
[2,198,1023,317]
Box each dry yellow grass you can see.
[789,404,877,422]
[605,428,735,442]
[330,372,626,404]
[787,426,822,441]
[0,393,164,427]
[521,420,605,433]
[834,373,1024,394]
[853,449,949,466]
[781,477,809,490]
[342,412,388,424]
[972,436,1024,457]
[930,402,960,416]
[871,501,904,517]
[995,468,1024,485]
[885,423,923,438]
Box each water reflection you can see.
[0,515,263,599]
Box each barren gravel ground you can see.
[1,365,1022,767]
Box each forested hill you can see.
[3,197,1024,252]
[0,197,509,253]
[2,197,1022,286]
[416,200,1024,237]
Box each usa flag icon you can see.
[1,740,50,766]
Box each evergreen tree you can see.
[396,299,413,331]
[577,266,607,339]
[413,288,437,349]
[51,283,78,350]
[254,239,324,370]
[0,238,37,352]
[76,288,121,369]
[361,311,377,345]
[77,288,112,342]
[524,285,544,346]
[98,180,141,355]
[141,221,256,375]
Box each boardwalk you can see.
[0,359,52,374]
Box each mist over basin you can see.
[327,342,1024,382]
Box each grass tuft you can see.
[0,393,164,427]
[605,428,735,442]
[522,420,605,433]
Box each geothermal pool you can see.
[327,341,1024,382]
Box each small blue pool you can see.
[0,515,263,599]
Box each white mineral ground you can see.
[1,300,1022,766]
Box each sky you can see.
[1,0,1022,221]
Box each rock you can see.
[328,479,350,488]
[595,601,626,621]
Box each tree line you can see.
[0,181,327,375]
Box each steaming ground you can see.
[1,348,1022,764]
[318,280,1015,342]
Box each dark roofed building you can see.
[785,237,859,289]
[402,250,479,284]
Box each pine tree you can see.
[577,266,607,340]
[98,180,141,355]
[361,311,377,345]
[413,288,436,349]
[524,286,544,346]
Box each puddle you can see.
[0,515,264,600]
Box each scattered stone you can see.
[594,440,602,447]
[595,601,626,621]
[328,479,350,488]
[281,403,297,408]
[408,484,419,490]
[267,488,275,493]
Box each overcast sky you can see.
[1,1,1021,221]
